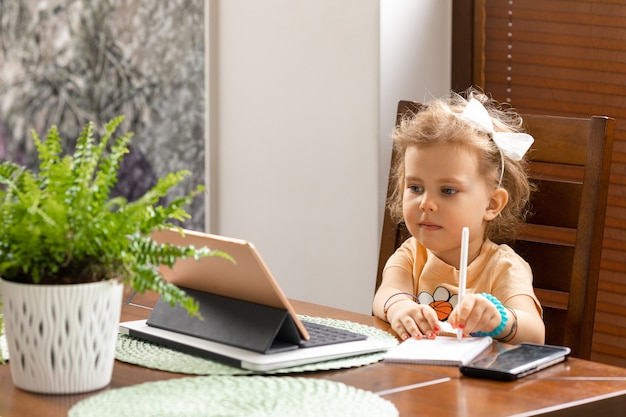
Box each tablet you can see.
[459,343,570,381]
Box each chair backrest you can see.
[377,100,615,359]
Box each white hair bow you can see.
[460,98,534,161]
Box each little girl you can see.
[373,89,545,344]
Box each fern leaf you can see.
[71,121,95,174]
[91,129,132,208]
[32,126,61,178]
[140,185,204,233]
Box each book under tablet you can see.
[118,228,394,371]
[383,336,493,366]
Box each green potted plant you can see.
[0,116,230,394]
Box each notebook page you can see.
[383,336,492,366]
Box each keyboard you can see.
[299,321,367,348]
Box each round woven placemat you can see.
[115,315,397,375]
[68,375,399,417]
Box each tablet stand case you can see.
[146,287,303,353]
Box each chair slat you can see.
[535,288,569,310]
[517,224,576,247]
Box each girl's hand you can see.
[448,293,502,337]
[386,299,441,340]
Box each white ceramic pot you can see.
[0,279,123,394]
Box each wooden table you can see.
[2,290,626,417]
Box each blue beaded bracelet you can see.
[473,293,508,338]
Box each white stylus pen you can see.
[457,227,469,341]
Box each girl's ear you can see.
[484,188,509,221]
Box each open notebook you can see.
[383,336,492,366]
[119,228,394,371]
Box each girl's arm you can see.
[373,266,440,340]
[372,266,413,319]
[499,294,545,344]
[448,293,545,344]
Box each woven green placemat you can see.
[115,315,397,375]
[68,375,399,417]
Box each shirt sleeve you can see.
[383,237,429,294]
[383,237,415,275]
[490,244,543,316]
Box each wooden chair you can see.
[376,100,615,359]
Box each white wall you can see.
[380,0,452,211]
[206,0,451,314]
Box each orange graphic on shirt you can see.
[417,286,459,322]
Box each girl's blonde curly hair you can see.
[388,88,533,243]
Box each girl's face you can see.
[402,143,506,268]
